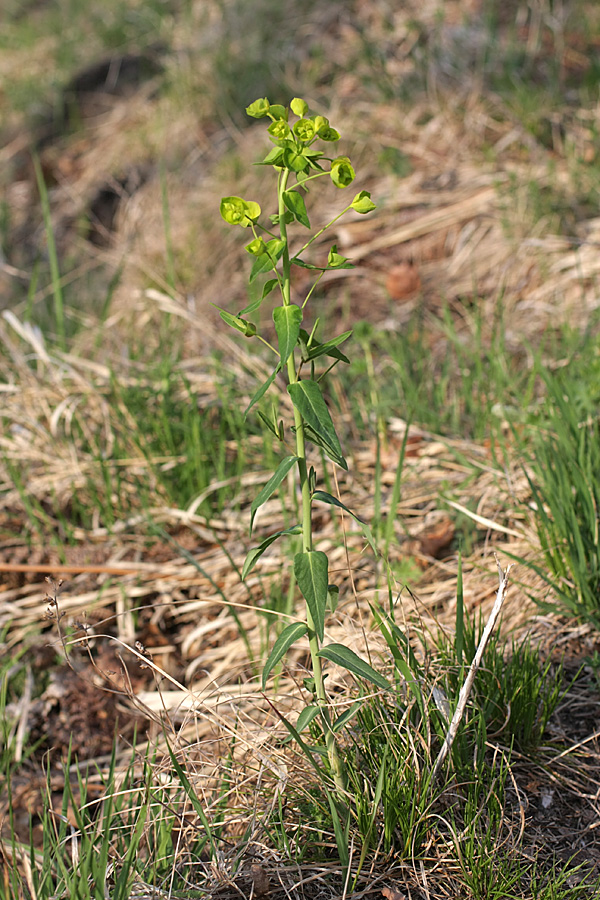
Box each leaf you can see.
[301,423,348,470]
[283,190,311,228]
[291,258,321,270]
[296,703,321,731]
[260,146,285,166]
[262,621,307,688]
[257,410,281,441]
[290,97,308,117]
[262,278,279,300]
[246,98,270,118]
[249,239,285,283]
[242,525,301,580]
[318,644,390,690]
[237,295,264,316]
[250,455,299,534]
[244,364,281,418]
[294,550,328,641]
[312,490,377,553]
[288,380,345,469]
[273,305,302,367]
[327,244,354,269]
[332,701,362,733]
[214,305,249,335]
[327,583,339,612]
[303,330,352,363]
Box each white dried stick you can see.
[431,557,512,782]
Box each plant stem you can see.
[278,170,346,794]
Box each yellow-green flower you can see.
[220,196,261,227]
[330,157,355,188]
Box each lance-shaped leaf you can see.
[332,701,362,733]
[288,380,345,469]
[300,423,348,470]
[273,305,302,367]
[294,550,328,641]
[327,583,339,612]
[242,525,301,580]
[238,277,278,316]
[312,490,377,553]
[283,190,311,228]
[302,329,352,364]
[318,644,390,690]
[262,621,307,688]
[250,455,299,534]
[244,363,281,418]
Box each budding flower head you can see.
[220,196,261,227]
[293,118,317,142]
[314,116,340,142]
[330,156,355,188]
[246,237,267,256]
[351,190,376,214]
[268,119,291,141]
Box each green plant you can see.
[219,96,384,796]
[523,365,600,626]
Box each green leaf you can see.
[269,104,287,120]
[250,455,299,534]
[283,190,311,228]
[327,583,339,612]
[262,621,308,688]
[291,258,321,270]
[273,304,302,366]
[238,294,265,316]
[290,97,308,117]
[312,490,377,553]
[216,307,246,334]
[318,644,390,690]
[332,701,362,733]
[214,305,255,337]
[303,330,352,363]
[249,239,285,283]
[246,97,270,118]
[167,744,216,857]
[327,244,354,269]
[257,410,280,440]
[262,278,279,300]
[288,380,346,469]
[283,146,310,173]
[244,363,281,417]
[260,146,285,166]
[296,703,321,731]
[242,525,302,580]
[300,423,348,470]
[294,550,328,641]
[281,703,322,743]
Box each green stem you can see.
[278,170,346,795]
[291,206,351,261]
